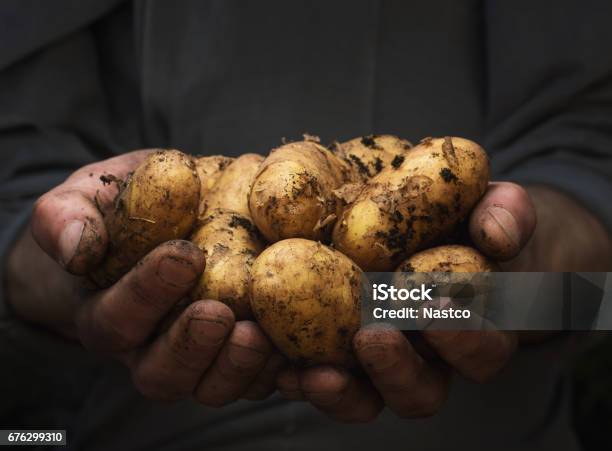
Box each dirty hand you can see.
[277,182,537,422]
[6,151,284,405]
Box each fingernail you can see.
[486,206,520,247]
[58,220,84,267]
[189,319,228,345]
[158,257,199,287]
[228,344,266,368]
[357,344,396,372]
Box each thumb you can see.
[469,182,537,261]
[30,150,152,274]
[31,187,108,275]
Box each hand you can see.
[277,181,537,422]
[6,151,285,405]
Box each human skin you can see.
[5,152,612,418]
[6,151,284,405]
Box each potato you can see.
[333,136,489,271]
[204,153,264,218]
[90,149,200,287]
[195,155,234,216]
[332,134,412,181]
[249,141,353,242]
[190,209,265,319]
[250,238,362,366]
[394,245,496,312]
[396,245,496,273]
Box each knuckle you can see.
[32,193,51,220]
[31,195,56,240]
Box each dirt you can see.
[361,134,381,149]
[391,155,405,169]
[349,154,371,177]
[400,262,415,272]
[228,214,259,240]
[374,157,384,173]
[442,136,458,166]
[440,167,458,183]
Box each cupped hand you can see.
[277,181,537,422]
[10,151,284,405]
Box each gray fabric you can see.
[2,0,612,449]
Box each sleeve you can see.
[484,0,612,234]
[0,0,123,282]
[0,0,122,408]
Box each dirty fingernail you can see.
[58,220,85,267]
[190,319,228,345]
[158,257,199,287]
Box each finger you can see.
[422,327,517,383]
[417,296,517,381]
[129,300,234,401]
[195,321,272,407]
[277,367,304,401]
[31,188,108,273]
[469,182,537,260]
[299,366,383,423]
[242,353,287,400]
[31,150,151,274]
[354,327,450,418]
[76,240,204,353]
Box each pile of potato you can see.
[90,135,492,366]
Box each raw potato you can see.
[250,238,362,366]
[203,153,264,218]
[333,136,489,271]
[332,134,412,181]
[394,245,496,311]
[195,155,234,216]
[249,140,353,242]
[190,209,265,319]
[90,149,200,287]
[396,245,496,273]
